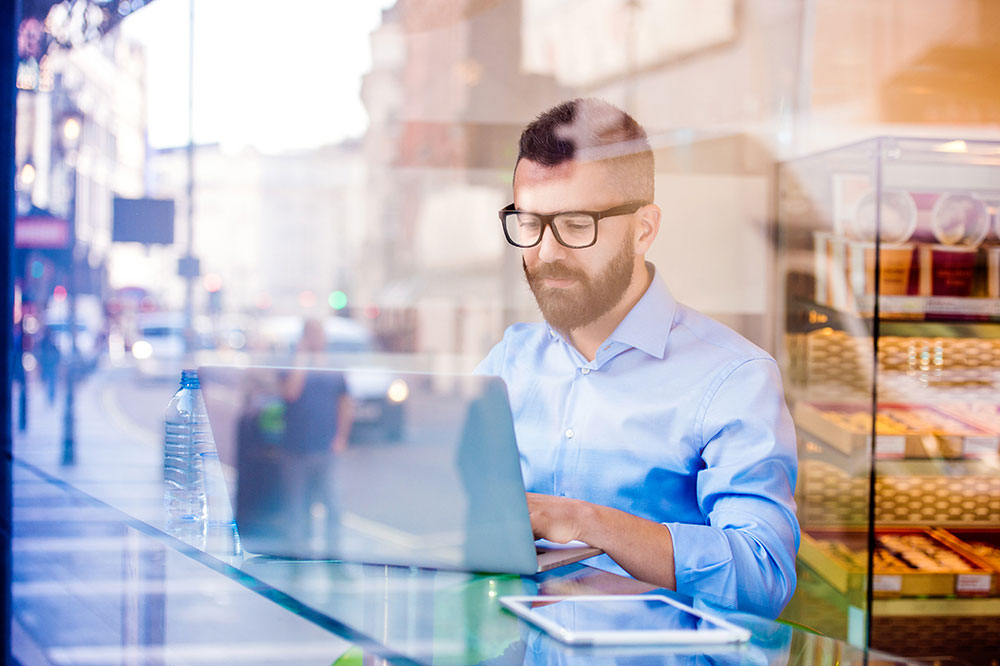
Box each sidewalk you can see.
[11,366,356,665]
[13,366,166,523]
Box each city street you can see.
[12,359,516,566]
[10,358,509,664]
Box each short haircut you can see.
[516,98,654,202]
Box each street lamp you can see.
[59,111,82,466]
[61,116,81,145]
[18,163,36,187]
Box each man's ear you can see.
[634,203,661,255]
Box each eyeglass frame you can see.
[498,200,650,249]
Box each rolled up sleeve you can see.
[667,358,799,619]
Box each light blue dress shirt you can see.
[476,267,799,619]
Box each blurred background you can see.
[15,0,998,388]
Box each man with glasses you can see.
[477,99,799,618]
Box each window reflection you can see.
[11,1,1000,664]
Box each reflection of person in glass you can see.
[280,319,354,553]
[476,99,799,618]
[38,327,60,404]
[516,603,758,666]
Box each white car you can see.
[131,312,188,381]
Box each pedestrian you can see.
[39,328,60,405]
[278,319,355,553]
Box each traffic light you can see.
[328,290,347,311]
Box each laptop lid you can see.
[198,365,544,574]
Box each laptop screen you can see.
[198,366,540,574]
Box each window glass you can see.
[11,2,1000,662]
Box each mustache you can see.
[523,260,589,283]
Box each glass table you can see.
[12,371,919,665]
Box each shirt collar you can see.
[606,263,676,359]
[543,262,677,360]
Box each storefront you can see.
[4,1,1000,663]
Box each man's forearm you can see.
[527,492,677,590]
[585,503,677,591]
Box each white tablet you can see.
[499,594,752,646]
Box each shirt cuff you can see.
[664,521,738,610]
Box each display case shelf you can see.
[777,136,1000,664]
[788,301,1000,337]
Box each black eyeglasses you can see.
[499,201,648,249]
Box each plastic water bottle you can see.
[163,369,209,527]
[201,448,243,564]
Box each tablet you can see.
[499,594,752,646]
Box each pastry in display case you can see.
[776,137,1000,665]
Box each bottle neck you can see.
[180,369,200,390]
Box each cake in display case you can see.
[776,137,1000,664]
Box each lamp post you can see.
[13,161,34,433]
[60,113,81,466]
[624,0,640,113]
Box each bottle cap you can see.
[180,369,200,388]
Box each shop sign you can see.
[15,215,70,249]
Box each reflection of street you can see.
[17,361,471,455]
[16,361,504,570]
[206,370,479,564]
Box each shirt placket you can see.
[551,334,588,499]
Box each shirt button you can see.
[565,428,574,439]
[580,367,590,375]
[603,345,611,351]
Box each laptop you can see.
[197,365,602,574]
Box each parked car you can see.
[132,312,187,381]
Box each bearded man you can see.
[476,98,799,619]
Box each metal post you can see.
[17,318,26,432]
[3,0,19,659]
[183,0,196,353]
[61,165,76,465]
[624,0,640,113]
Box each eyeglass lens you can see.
[504,212,596,248]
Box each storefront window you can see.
[9,1,1000,663]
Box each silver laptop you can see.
[198,365,602,574]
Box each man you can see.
[278,319,354,552]
[476,98,799,619]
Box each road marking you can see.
[339,512,465,551]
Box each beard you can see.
[523,234,635,331]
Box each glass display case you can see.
[776,137,1000,665]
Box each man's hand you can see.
[526,492,592,544]
[526,491,678,591]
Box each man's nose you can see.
[536,223,567,263]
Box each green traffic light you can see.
[329,290,348,310]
